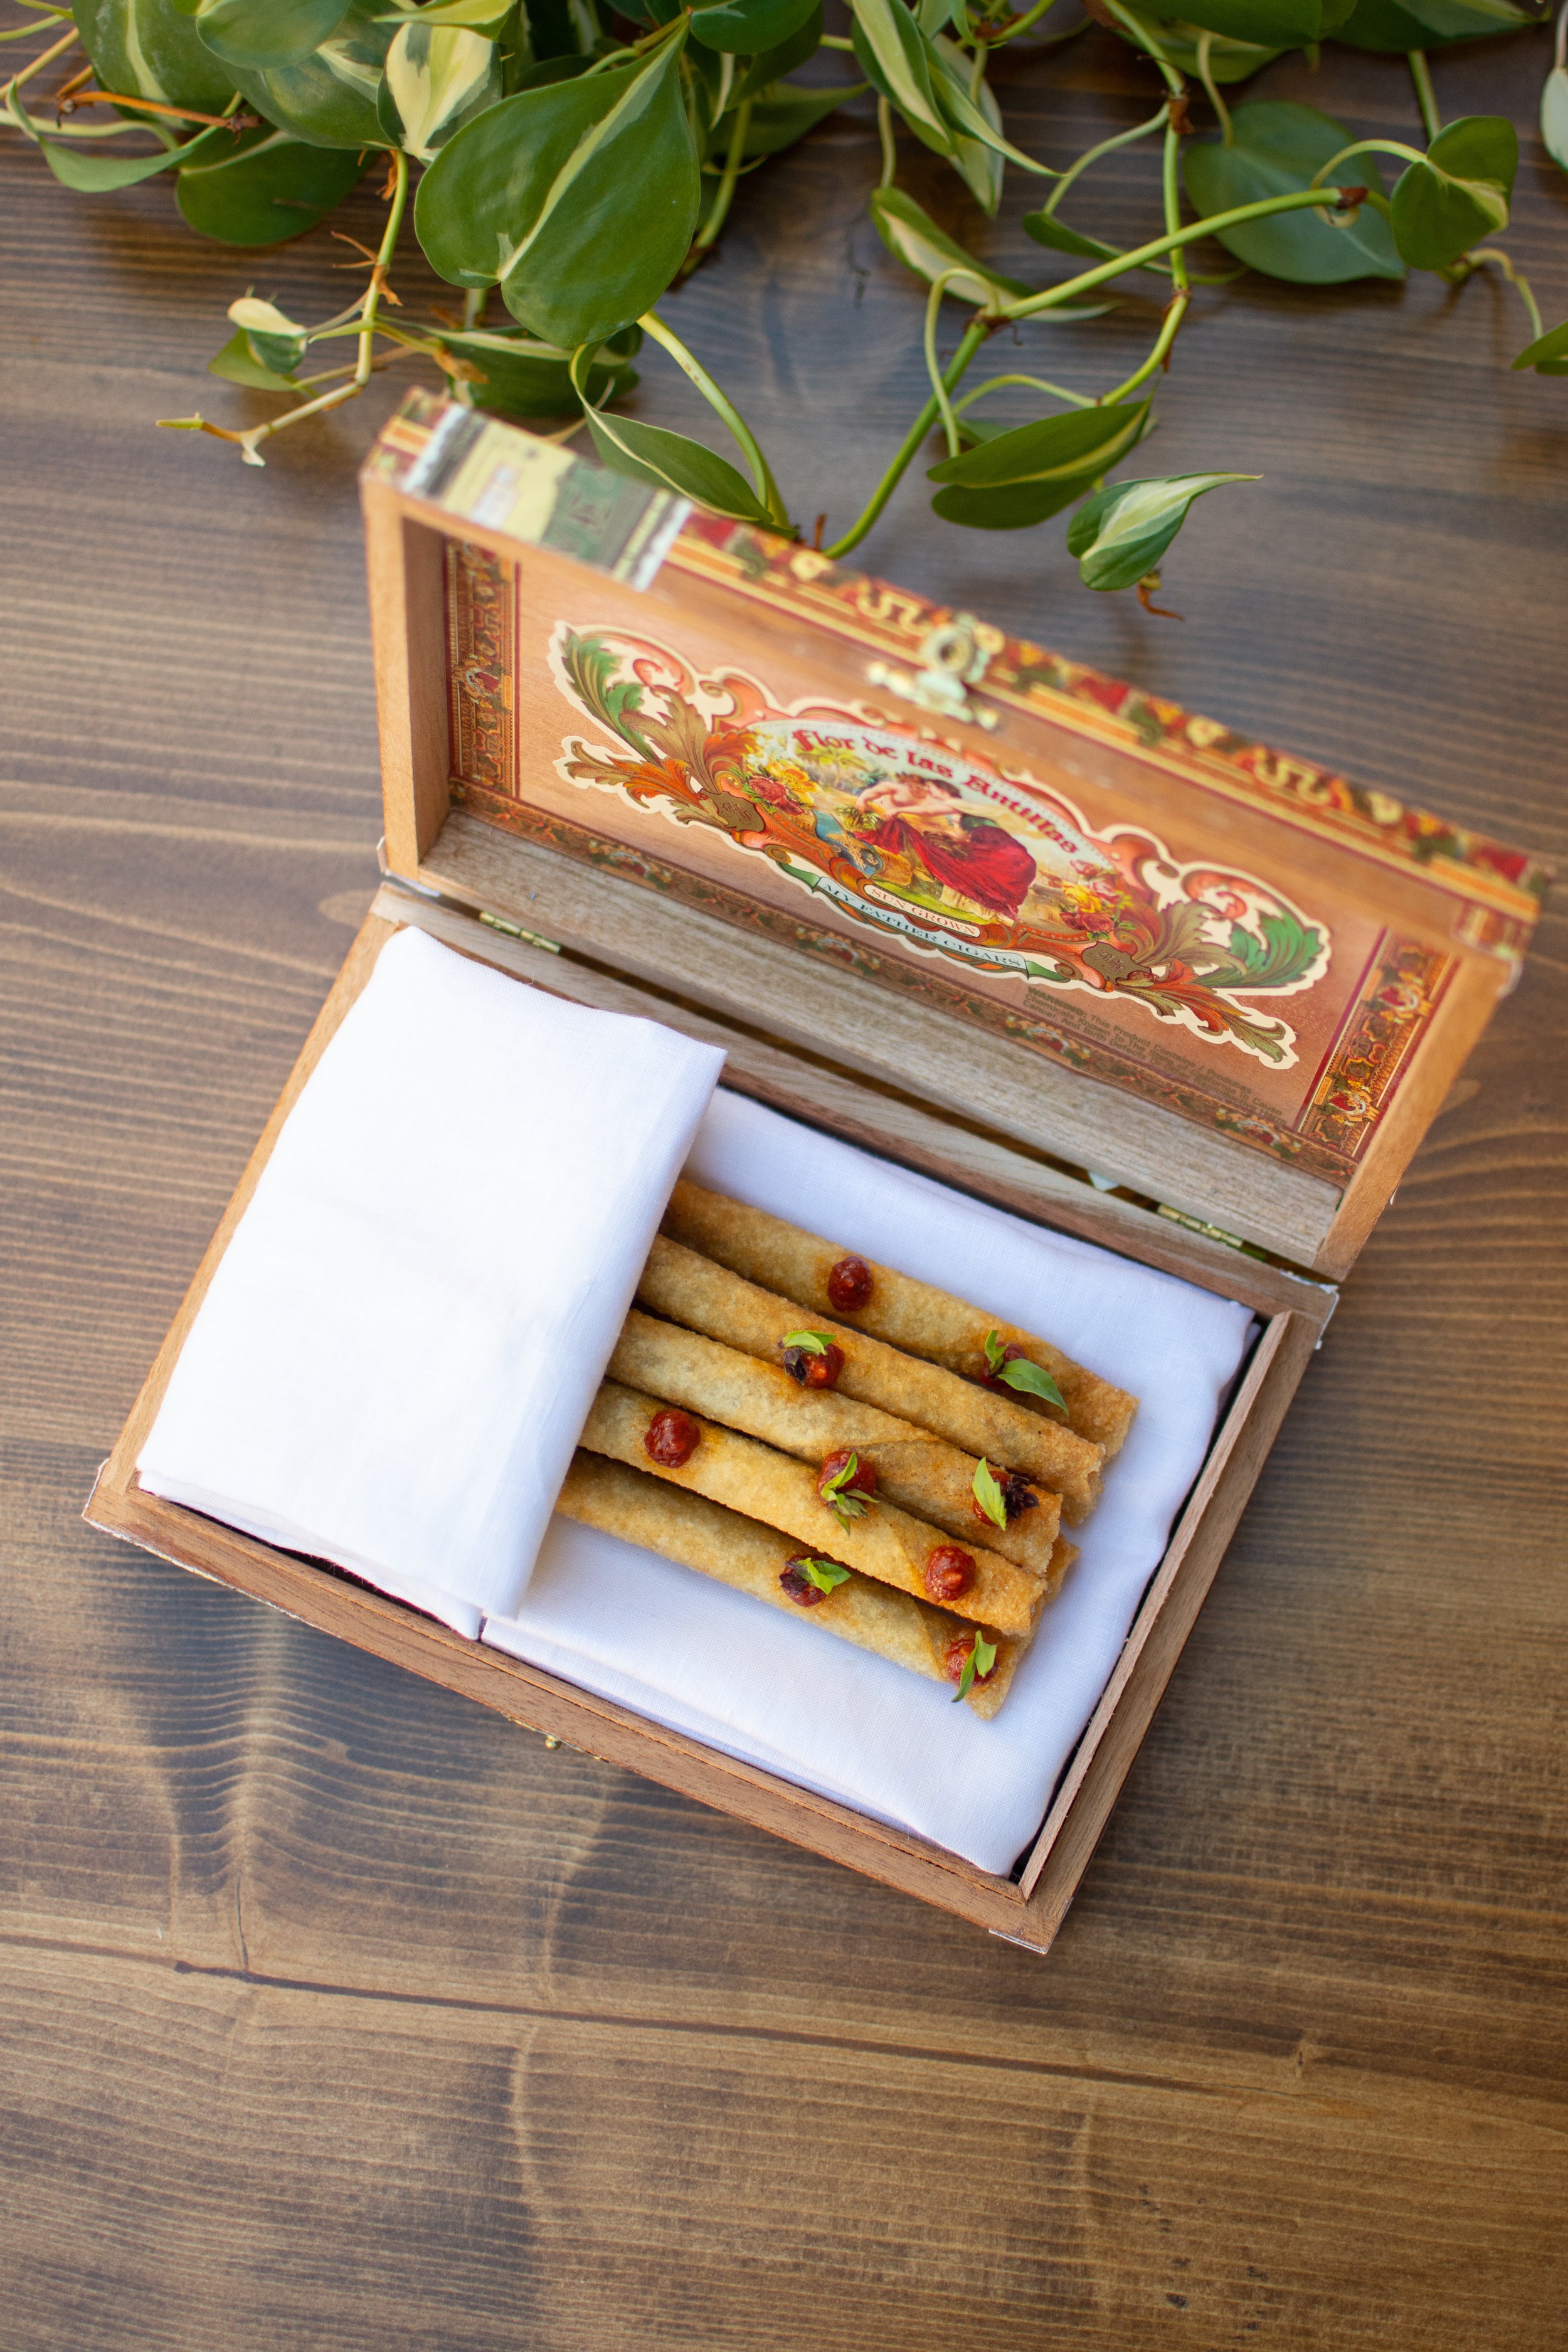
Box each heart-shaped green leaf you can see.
[1394,0,1532,30]
[40,116,229,191]
[930,400,1151,527]
[432,328,638,415]
[690,0,818,53]
[731,3,823,104]
[193,0,350,69]
[227,293,309,373]
[1066,471,1256,590]
[1332,0,1528,43]
[415,34,700,349]
[1542,63,1568,174]
[1115,8,1281,78]
[1147,0,1325,48]
[870,185,1031,305]
[72,0,239,114]
[176,125,364,241]
[929,398,1150,487]
[1182,102,1402,282]
[1391,114,1515,270]
[574,364,774,524]
[377,21,500,157]
[1512,318,1568,375]
[220,0,393,146]
[208,327,301,391]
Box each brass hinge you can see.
[1156,1204,1247,1251]
[479,909,561,955]
[867,612,1005,731]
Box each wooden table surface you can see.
[3,24,1565,2348]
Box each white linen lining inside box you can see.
[482,1088,1256,1876]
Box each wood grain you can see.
[2,21,1565,2348]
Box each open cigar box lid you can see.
[361,389,1549,1283]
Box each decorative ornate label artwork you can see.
[440,536,1465,1185]
[549,622,1331,1073]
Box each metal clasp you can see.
[866,612,1004,732]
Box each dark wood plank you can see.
[2,20,1565,2346]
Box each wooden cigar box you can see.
[85,389,1549,1953]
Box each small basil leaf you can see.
[971,1458,1007,1529]
[193,0,351,70]
[1066,471,1256,591]
[997,1355,1067,1407]
[1390,114,1515,270]
[176,125,364,242]
[415,36,700,349]
[1182,101,1402,283]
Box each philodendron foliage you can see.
[4,0,1563,600]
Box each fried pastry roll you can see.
[579,1380,1046,1636]
[608,1309,1062,1574]
[554,1451,1032,1718]
[637,1236,1104,1524]
[664,1180,1137,1458]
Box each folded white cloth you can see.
[137,927,726,1635]
[483,1088,1256,1874]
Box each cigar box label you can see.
[402,404,688,590]
[545,619,1332,1073]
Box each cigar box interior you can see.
[85,396,1547,1951]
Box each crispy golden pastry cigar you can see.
[555,1451,1030,1717]
[664,1180,1137,1458]
[580,1380,1045,1636]
[608,1309,1061,1574]
[638,1236,1104,1524]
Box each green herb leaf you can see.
[1182,102,1404,284]
[690,0,819,54]
[1391,116,1515,271]
[781,1330,833,1353]
[928,400,1151,531]
[415,33,699,349]
[972,1458,1008,1529]
[377,21,500,158]
[983,1330,1006,1375]
[998,1356,1066,1409]
[1066,472,1257,593]
[951,1626,997,1702]
[74,0,240,114]
[819,1451,870,1524]
[193,0,352,71]
[800,1556,852,1594]
[176,126,365,244]
[1513,318,1568,376]
[217,0,395,148]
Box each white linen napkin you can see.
[483,1088,1256,1874]
[137,927,726,1636]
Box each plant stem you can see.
[820,29,857,45]
[1194,31,1232,146]
[1467,246,1544,340]
[1000,184,1362,318]
[1103,289,1189,400]
[923,270,968,455]
[639,308,789,527]
[1042,105,1167,217]
[1407,48,1441,143]
[1309,135,1425,186]
[1162,117,1190,297]
[1102,0,1184,97]
[955,370,1094,410]
[822,315,990,559]
[692,95,751,255]
[877,95,897,186]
